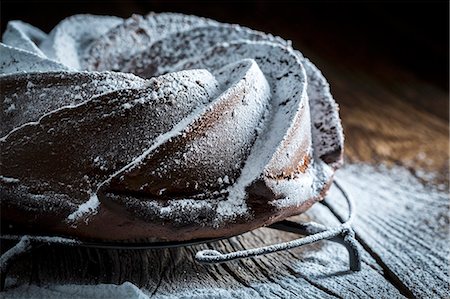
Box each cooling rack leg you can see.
[341,228,361,271]
[0,236,33,291]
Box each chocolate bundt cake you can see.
[0,13,344,241]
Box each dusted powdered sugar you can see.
[40,14,123,69]
[1,71,147,137]
[83,13,218,71]
[2,20,48,57]
[0,43,69,74]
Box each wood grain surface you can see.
[326,167,448,298]
[2,32,449,298]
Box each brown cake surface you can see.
[0,13,344,241]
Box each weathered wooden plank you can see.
[326,165,449,299]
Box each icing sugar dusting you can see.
[0,43,69,74]
[83,13,218,71]
[40,14,123,69]
[3,281,150,299]
[110,59,272,225]
[270,159,333,209]
[66,193,99,222]
[0,176,20,184]
[2,20,47,56]
[1,71,148,137]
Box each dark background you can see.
[1,0,448,92]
